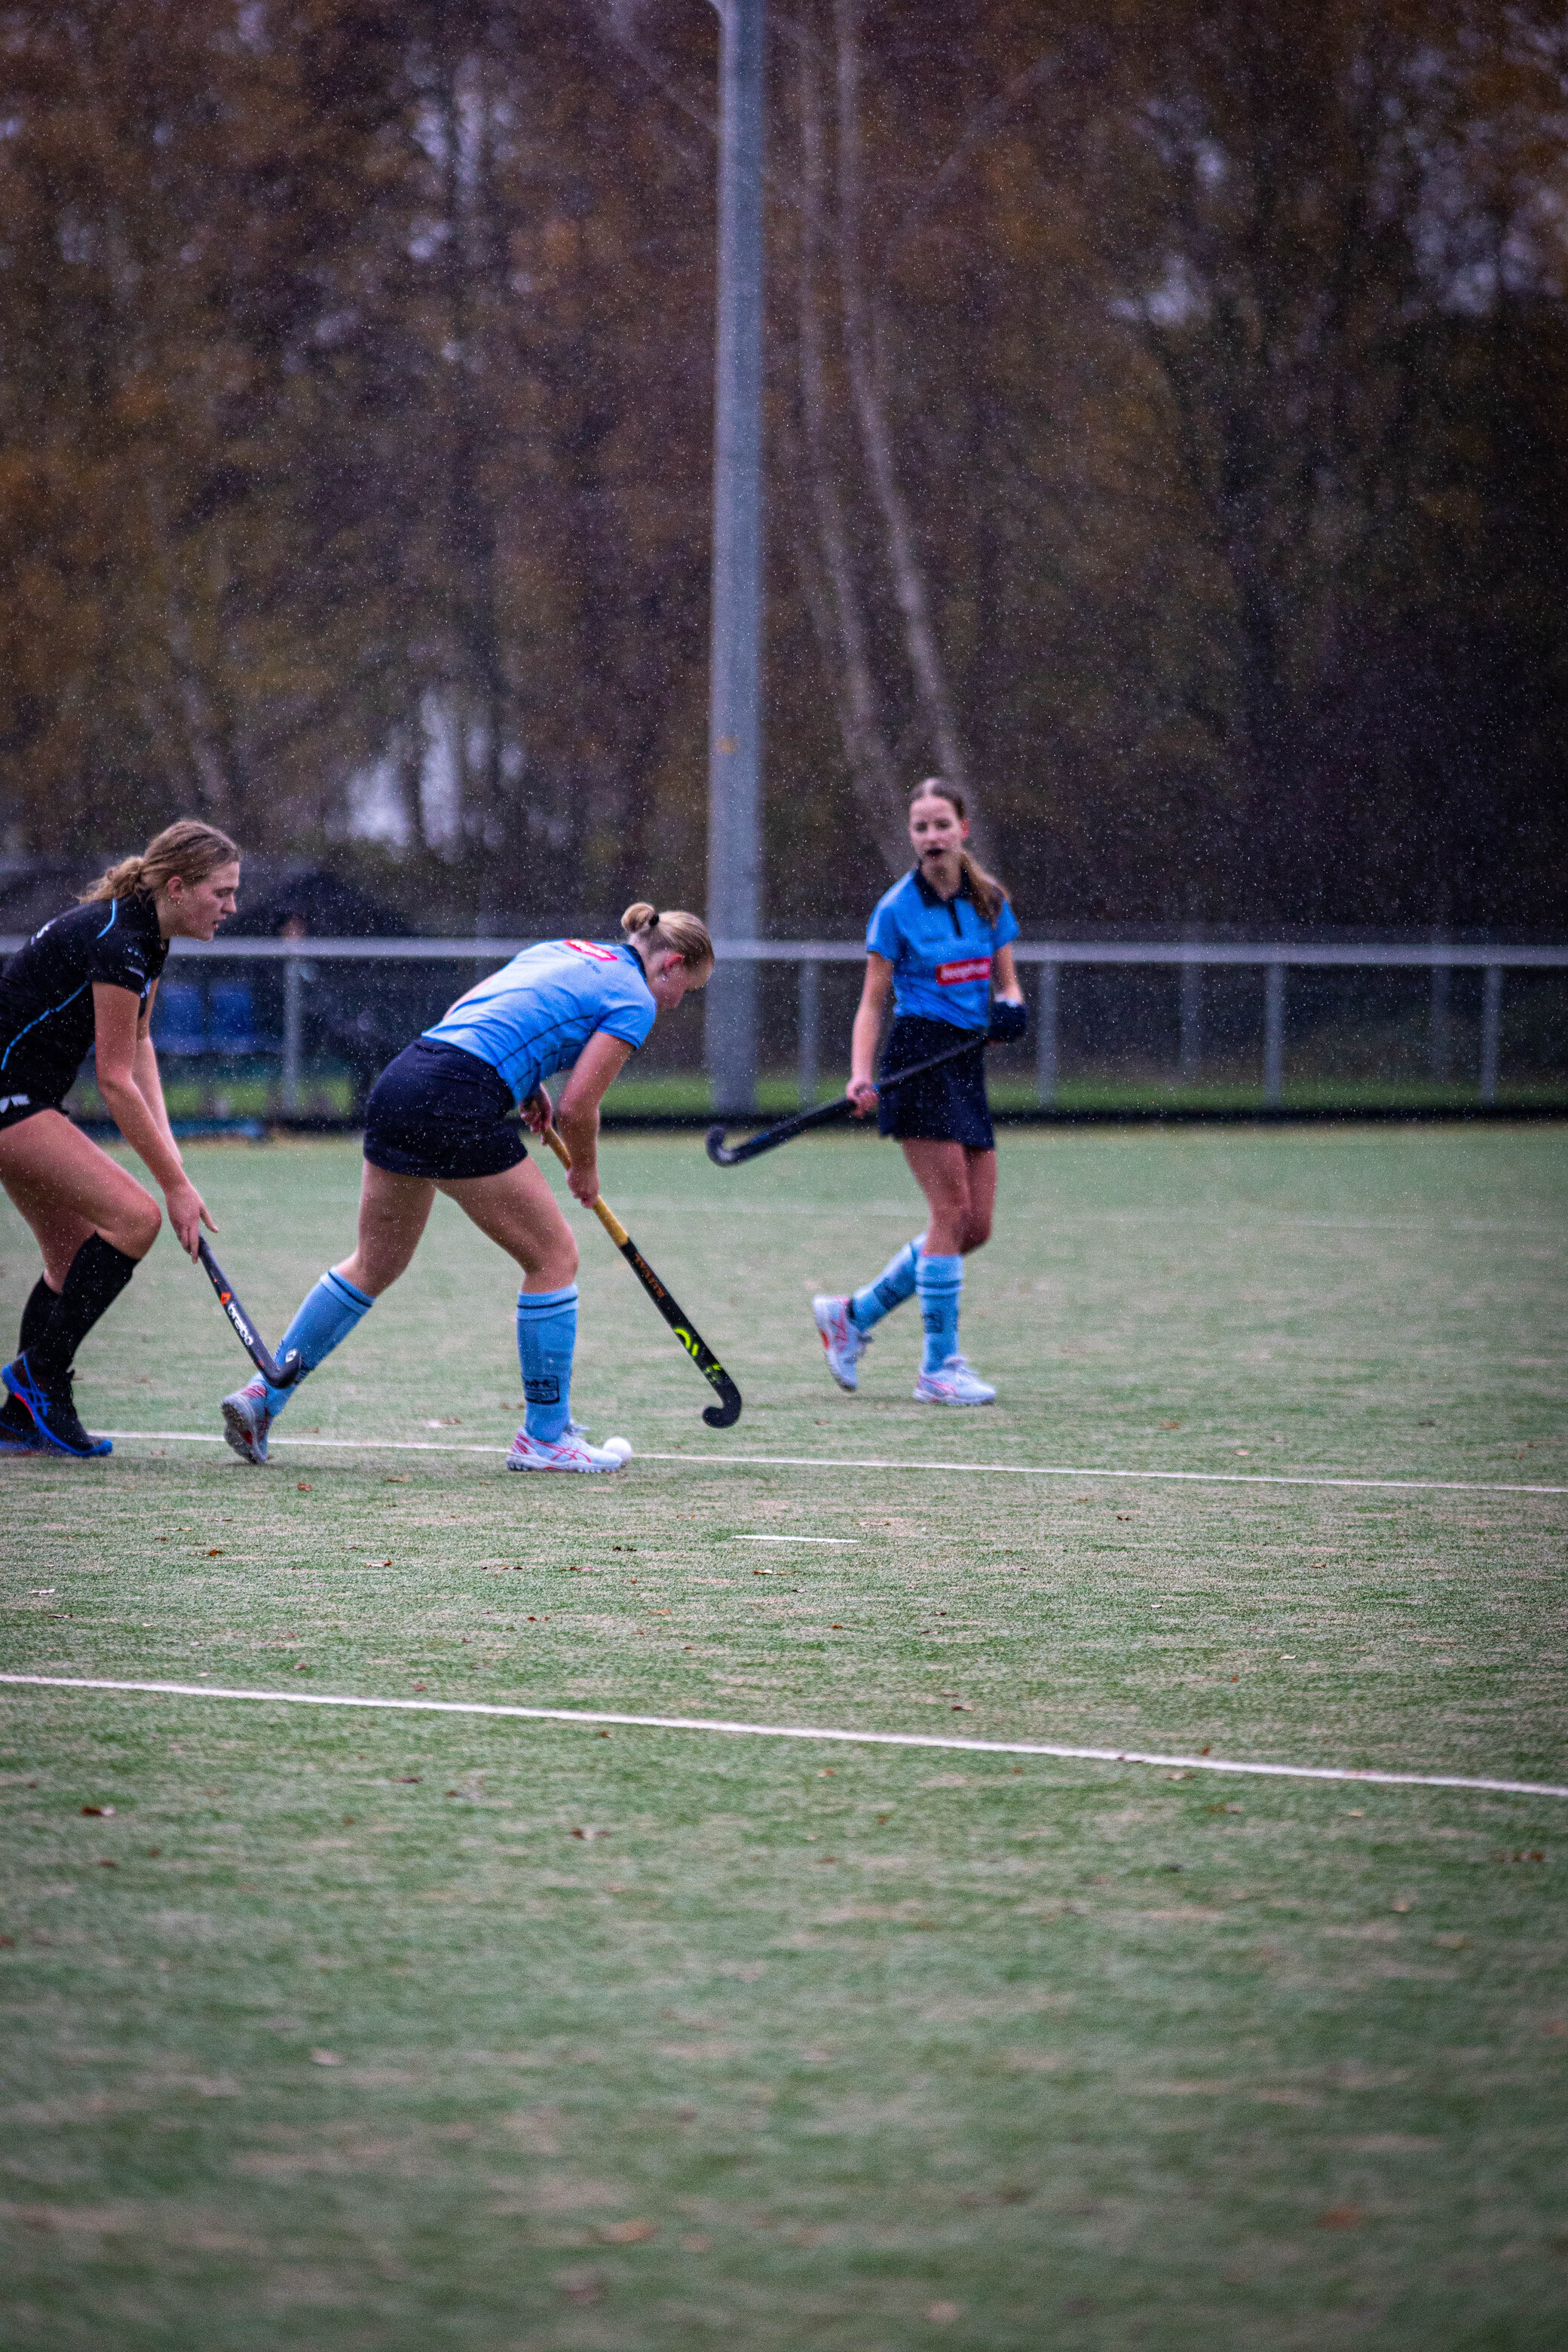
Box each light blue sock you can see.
[915,1251,963,1375]
[517,1283,578,1443]
[850,1234,924,1334]
[265,1267,374,1415]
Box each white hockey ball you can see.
[602,1435,633,1464]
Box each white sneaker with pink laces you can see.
[813,1295,868,1392]
[222,1377,274,1464]
[913,1355,997,1406]
[506,1428,631,1472]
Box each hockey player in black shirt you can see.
[0,820,240,1455]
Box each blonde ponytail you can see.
[910,779,1008,926]
[620,902,715,974]
[81,819,240,905]
[83,853,152,902]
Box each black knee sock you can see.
[19,1276,59,1358]
[29,1235,139,1377]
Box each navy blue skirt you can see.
[363,1040,527,1181]
[877,1015,993,1150]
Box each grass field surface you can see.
[3,1125,1566,2350]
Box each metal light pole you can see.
[704,0,767,1114]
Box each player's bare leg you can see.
[222,1162,439,1464]
[1,1114,161,1455]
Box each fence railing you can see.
[5,933,1564,1112]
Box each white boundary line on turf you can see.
[734,1534,857,1545]
[2,1674,1564,1800]
[97,1429,1568,1499]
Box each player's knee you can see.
[122,1191,162,1258]
[527,1226,577,1288]
[961,1210,993,1253]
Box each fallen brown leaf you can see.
[80,1805,114,1818]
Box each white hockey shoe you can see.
[222,1377,274,1464]
[507,1428,631,1473]
[813,1295,868,1392]
[913,1355,997,1407]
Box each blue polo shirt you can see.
[424,937,657,1103]
[865,870,1019,1031]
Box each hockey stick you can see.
[539,1125,743,1429]
[197,1238,304,1390]
[706,1031,992,1167]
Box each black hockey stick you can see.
[197,1238,304,1391]
[541,1126,743,1429]
[706,1031,991,1167]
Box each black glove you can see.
[988,998,1028,1044]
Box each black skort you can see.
[363,1039,528,1182]
[877,1014,993,1150]
[0,1090,63,1136]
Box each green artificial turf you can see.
[3,1125,1566,2350]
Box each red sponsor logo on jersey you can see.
[565,939,618,962]
[936,955,991,986]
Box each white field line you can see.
[2,1674,1563,1799]
[734,1533,857,1545]
[96,1429,1568,1499]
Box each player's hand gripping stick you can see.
[539,1125,743,1429]
[198,1237,304,1390]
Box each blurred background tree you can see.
[1,0,1563,933]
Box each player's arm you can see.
[992,942,1023,1004]
[130,981,181,1161]
[552,1031,634,1206]
[92,982,214,1258]
[847,954,893,1116]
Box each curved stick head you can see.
[704,1124,739,1167]
[701,1380,743,1430]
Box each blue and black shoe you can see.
[0,1389,46,1453]
[2,1354,112,1458]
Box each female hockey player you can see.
[220,904,713,1472]
[0,819,240,1456]
[812,781,1026,1405]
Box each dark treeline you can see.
[2,0,1564,933]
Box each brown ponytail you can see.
[909,779,1008,926]
[81,819,240,904]
[620,902,715,975]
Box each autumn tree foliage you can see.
[1,0,1564,930]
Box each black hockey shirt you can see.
[0,892,169,1110]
